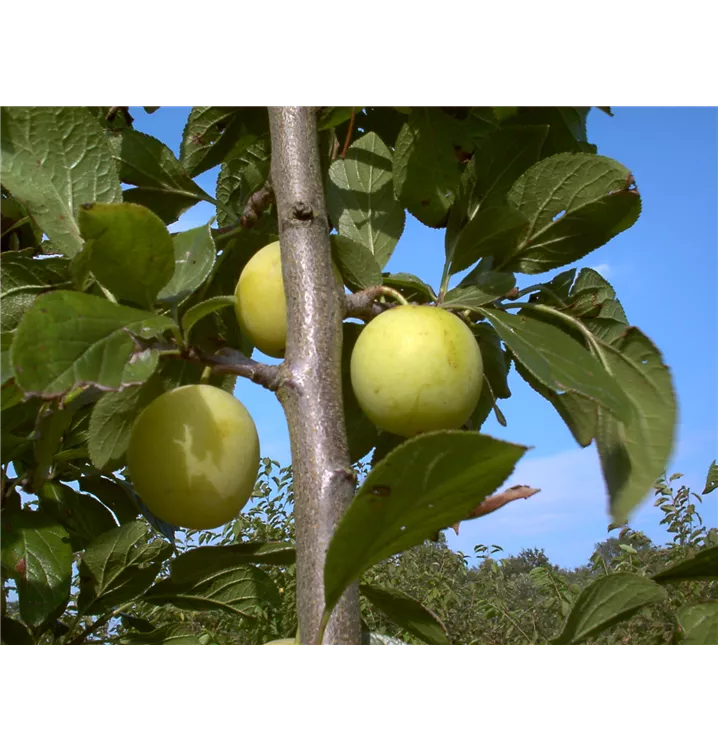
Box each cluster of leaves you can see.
[1,106,678,642]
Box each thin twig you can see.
[340,109,356,159]
[181,347,281,391]
[344,286,408,321]
[451,485,541,535]
[106,107,133,126]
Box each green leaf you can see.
[360,583,450,645]
[78,475,139,525]
[393,109,461,227]
[652,547,718,583]
[327,132,405,268]
[324,432,526,611]
[481,308,631,419]
[502,153,641,274]
[87,376,164,470]
[553,573,666,644]
[10,291,177,397]
[113,129,211,221]
[0,107,122,257]
[158,224,216,304]
[120,623,207,645]
[145,559,281,618]
[215,136,271,228]
[449,205,529,275]
[380,273,437,304]
[78,520,171,615]
[594,328,676,523]
[677,603,718,645]
[1,510,73,629]
[0,252,70,334]
[331,235,382,292]
[442,272,516,311]
[180,107,269,178]
[181,296,237,337]
[703,461,718,495]
[77,202,175,308]
[39,482,117,551]
[0,617,34,644]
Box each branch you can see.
[451,485,541,535]
[340,108,356,159]
[106,106,133,126]
[269,107,360,645]
[181,347,281,391]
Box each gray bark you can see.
[268,107,361,645]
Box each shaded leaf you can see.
[327,132,405,268]
[29,404,74,491]
[516,361,597,447]
[595,328,676,523]
[502,153,641,274]
[652,547,718,583]
[120,623,207,645]
[78,520,171,615]
[1,616,34,644]
[169,542,296,574]
[449,205,528,275]
[77,202,175,308]
[145,559,280,618]
[324,432,526,610]
[10,291,176,397]
[0,107,121,257]
[393,109,461,227]
[443,272,516,311]
[87,377,164,470]
[514,107,594,156]
[158,223,216,304]
[342,323,379,463]
[113,129,211,219]
[360,583,450,645]
[380,273,436,303]
[553,573,666,644]
[78,475,139,525]
[481,308,631,419]
[181,296,236,337]
[215,136,271,228]
[0,252,70,334]
[330,235,382,292]
[39,482,117,550]
[180,107,269,178]
[1,510,73,629]
[677,603,718,645]
[703,461,717,495]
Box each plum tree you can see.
[350,305,483,437]
[127,385,260,530]
[235,241,287,359]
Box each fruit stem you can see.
[437,257,452,303]
[373,286,409,307]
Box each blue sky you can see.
[131,106,717,569]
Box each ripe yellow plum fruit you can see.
[350,305,483,437]
[235,241,344,359]
[127,384,260,530]
[235,241,287,359]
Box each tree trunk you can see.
[268,107,361,644]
